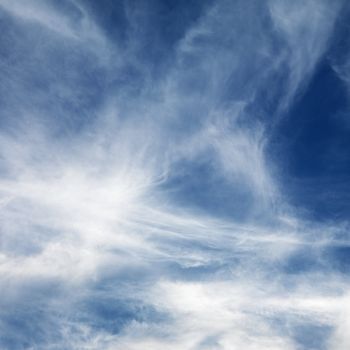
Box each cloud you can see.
[0,0,349,349]
[0,0,106,44]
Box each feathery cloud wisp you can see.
[0,0,349,349]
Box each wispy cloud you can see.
[0,0,349,349]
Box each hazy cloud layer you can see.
[0,0,350,349]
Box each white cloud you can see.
[0,0,349,349]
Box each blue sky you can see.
[0,0,350,349]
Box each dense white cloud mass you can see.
[0,0,349,349]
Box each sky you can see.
[0,0,350,349]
